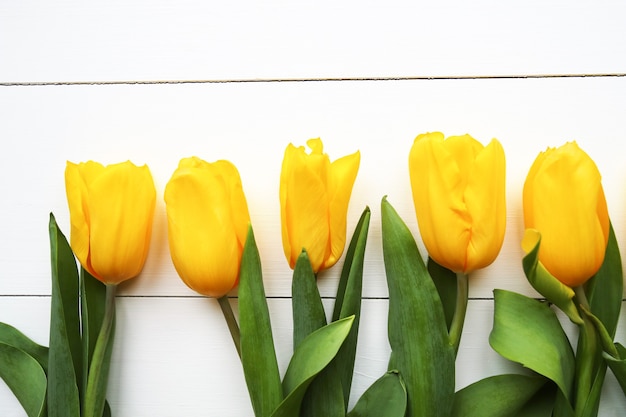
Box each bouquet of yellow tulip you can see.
[0,161,156,417]
[488,142,626,417]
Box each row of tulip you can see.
[66,134,608,292]
[1,133,625,417]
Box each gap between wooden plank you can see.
[2,72,626,87]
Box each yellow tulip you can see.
[164,157,250,298]
[65,160,156,285]
[523,142,609,287]
[409,132,506,273]
[280,138,360,273]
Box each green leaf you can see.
[428,258,458,331]
[451,374,546,417]
[521,231,582,324]
[585,223,623,338]
[0,343,47,417]
[0,322,48,372]
[347,371,406,417]
[603,343,626,396]
[271,316,354,417]
[489,289,575,401]
[332,206,371,321]
[239,226,283,417]
[47,213,81,417]
[292,250,326,349]
[381,197,455,417]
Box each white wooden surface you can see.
[2,1,626,415]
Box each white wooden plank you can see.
[2,298,626,415]
[1,77,626,298]
[1,0,626,83]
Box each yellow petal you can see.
[212,160,251,249]
[284,153,330,272]
[65,161,95,276]
[443,134,483,188]
[325,150,360,269]
[279,144,300,267]
[522,147,551,229]
[409,132,471,272]
[464,138,506,271]
[88,162,156,284]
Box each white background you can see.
[1,0,626,415]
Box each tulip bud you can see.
[280,138,360,273]
[164,157,250,297]
[65,160,156,285]
[523,142,609,287]
[409,132,506,273]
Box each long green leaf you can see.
[239,226,283,417]
[381,197,455,417]
[585,223,623,338]
[292,250,326,349]
[0,343,47,417]
[451,374,546,417]
[292,245,342,417]
[0,322,49,372]
[489,289,575,401]
[47,213,81,417]
[271,316,354,417]
[347,371,406,417]
[332,206,371,321]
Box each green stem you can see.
[573,285,598,417]
[448,272,469,356]
[217,296,241,359]
[84,284,117,417]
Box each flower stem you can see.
[449,272,469,356]
[84,284,117,417]
[217,295,241,359]
[573,285,599,417]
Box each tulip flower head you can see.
[523,142,609,287]
[164,157,250,298]
[409,132,506,273]
[65,160,156,285]
[280,138,360,273]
